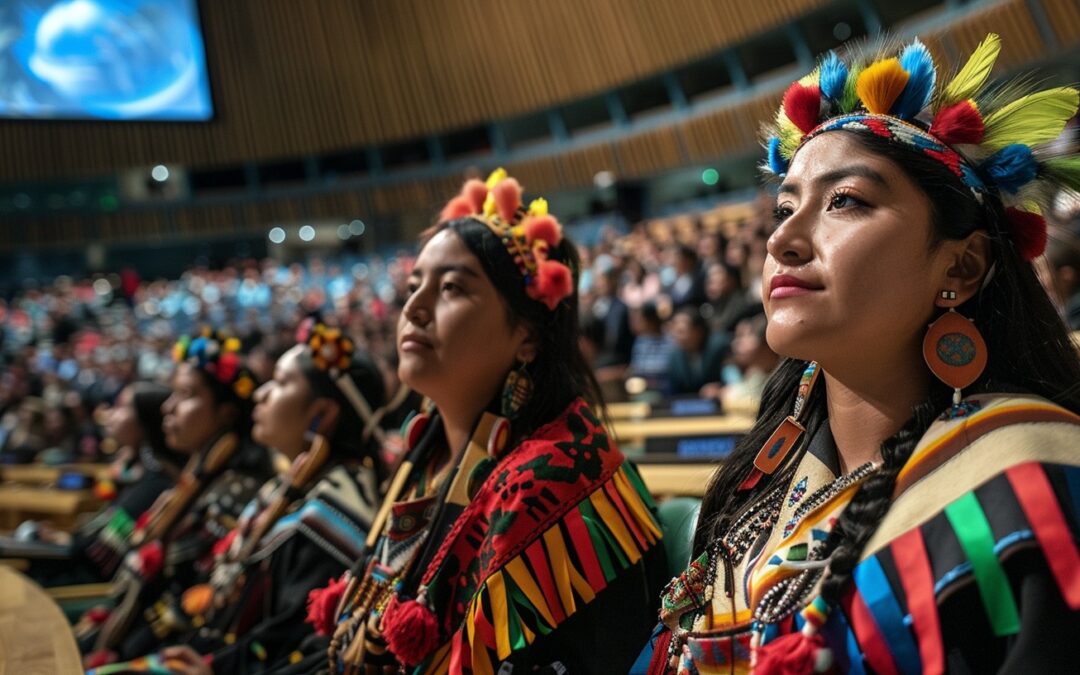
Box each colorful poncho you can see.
[328,398,666,674]
[640,394,1080,674]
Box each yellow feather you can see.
[798,68,820,87]
[982,87,1079,150]
[485,167,507,189]
[775,110,802,158]
[939,33,1001,108]
[856,58,909,115]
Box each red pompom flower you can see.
[305,575,348,636]
[1005,207,1048,262]
[381,594,440,666]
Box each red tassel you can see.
[754,630,835,674]
[85,606,111,625]
[528,259,574,310]
[212,529,238,558]
[782,83,822,134]
[217,352,240,384]
[738,468,764,492]
[524,215,562,247]
[440,195,474,222]
[492,178,523,222]
[1005,207,1048,261]
[382,595,441,666]
[83,650,118,669]
[930,99,985,145]
[136,540,164,578]
[462,179,488,213]
[305,575,348,636]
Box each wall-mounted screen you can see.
[0,0,213,121]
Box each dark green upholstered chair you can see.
[656,496,700,577]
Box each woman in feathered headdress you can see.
[101,323,399,675]
[640,34,1080,674]
[282,169,668,675]
[79,329,273,667]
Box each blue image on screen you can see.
[0,0,213,121]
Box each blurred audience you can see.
[2,185,1076,468]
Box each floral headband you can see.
[296,320,355,376]
[295,319,391,443]
[173,328,257,401]
[765,34,1080,261]
[440,168,574,311]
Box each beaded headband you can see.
[764,33,1080,261]
[173,328,257,401]
[439,168,574,311]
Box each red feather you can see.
[462,179,488,213]
[783,82,822,134]
[1005,207,1048,262]
[492,178,523,222]
[439,195,474,222]
[523,215,562,247]
[930,100,985,145]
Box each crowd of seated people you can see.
[4,188,1080,473]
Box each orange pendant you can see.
[922,310,987,390]
[753,416,806,475]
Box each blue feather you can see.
[980,144,1038,194]
[819,51,848,102]
[893,39,936,119]
[767,137,788,175]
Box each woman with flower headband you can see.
[93,323,398,675]
[638,35,1080,674]
[80,330,273,667]
[279,170,666,675]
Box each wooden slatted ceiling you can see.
[0,0,826,182]
[947,0,1043,68]
[613,128,686,177]
[1041,0,1080,44]
[4,0,1077,249]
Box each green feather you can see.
[1043,156,1080,193]
[939,33,1001,108]
[982,87,1079,150]
[840,64,863,113]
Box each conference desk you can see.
[637,463,716,497]
[0,566,81,674]
[1,463,111,486]
[611,414,754,441]
[0,486,102,532]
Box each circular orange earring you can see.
[923,290,987,414]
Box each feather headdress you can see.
[763,34,1080,261]
[440,168,574,311]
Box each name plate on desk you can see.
[645,434,738,460]
[660,398,720,417]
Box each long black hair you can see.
[427,217,605,444]
[694,129,1080,609]
[296,345,387,469]
[130,381,185,470]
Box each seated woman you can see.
[113,324,392,674]
[639,35,1080,673]
[21,381,180,586]
[286,170,666,674]
[81,330,272,665]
